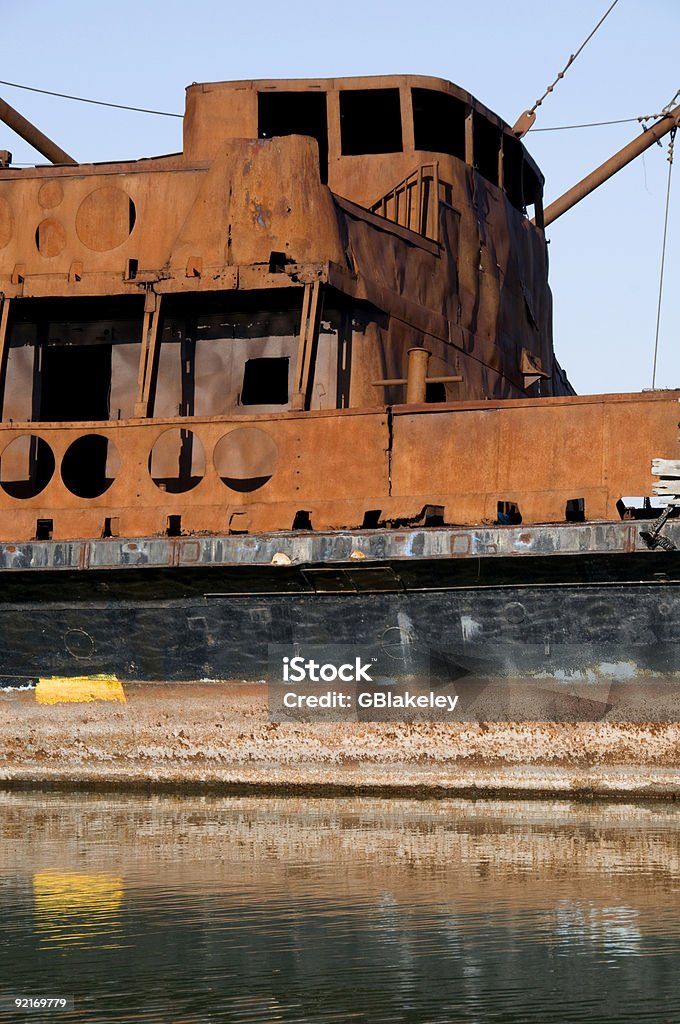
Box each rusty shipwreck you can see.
[0,75,678,703]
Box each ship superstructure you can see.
[0,75,677,693]
[0,74,583,541]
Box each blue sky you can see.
[2,0,677,394]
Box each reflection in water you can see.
[33,871,124,949]
[552,902,642,957]
[0,792,679,1022]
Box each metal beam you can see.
[542,105,680,227]
[0,95,76,166]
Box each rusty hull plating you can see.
[0,73,675,543]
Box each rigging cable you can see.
[513,0,622,135]
[0,78,182,118]
[531,92,679,133]
[524,0,622,122]
[652,127,675,390]
[531,114,667,132]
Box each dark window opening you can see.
[340,89,403,156]
[565,498,585,522]
[293,510,313,530]
[522,161,543,220]
[36,518,53,540]
[103,516,119,538]
[167,515,182,537]
[503,134,524,212]
[362,509,382,529]
[268,250,287,273]
[473,114,501,187]
[126,258,138,280]
[39,344,112,423]
[497,501,522,525]
[258,91,328,183]
[241,357,289,406]
[423,504,445,527]
[412,88,465,159]
[426,381,447,403]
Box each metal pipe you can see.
[0,96,76,165]
[406,347,431,404]
[541,105,680,227]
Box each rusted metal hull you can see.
[0,388,675,540]
[1,522,678,720]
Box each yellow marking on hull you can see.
[36,674,126,704]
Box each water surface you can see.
[1,791,680,1022]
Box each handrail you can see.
[369,162,442,242]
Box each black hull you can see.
[1,522,679,720]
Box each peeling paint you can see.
[461,615,482,641]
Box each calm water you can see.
[1,792,680,1023]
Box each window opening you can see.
[473,114,501,186]
[340,89,403,156]
[503,134,524,211]
[522,161,543,223]
[39,344,112,423]
[241,357,289,406]
[497,501,522,525]
[565,498,585,522]
[412,88,465,159]
[258,91,329,183]
[36,518,53,540]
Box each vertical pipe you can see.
[406,347,430,404]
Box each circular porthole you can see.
[61,434,118,499]
[63,627,95,660]
[149,428,205,493]
[0,435,54,498]
[379,624,418,661]
[214,427,278,492]
[35,217,66,257]
[504,602,526,624]
[76,187,136,251]
[38,181,64,209]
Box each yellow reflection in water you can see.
[33,871,124,948]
